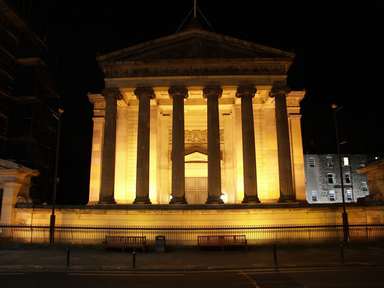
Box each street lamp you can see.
[50,108,64,244]
[332,104,349,242]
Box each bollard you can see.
[340,242,344,265]
[132,247,136,268]
[273,244,278,267]
[66,246,70,268]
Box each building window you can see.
[312,191,318,201]
[326,156,333,167]
[329,190,335,201]
[345,173,351,184]
[360,163,366,168]
[343,157,349,166]
[309,158,315,167]
[327,173,334,184]
[346,190,352,201]
[362,182,368,191]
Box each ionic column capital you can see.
[236,86,257,98]
[203,87,223,99]
[101,88,123,100]
[269,86,291,98]
[134,88,155,100]
[168,87,189,99]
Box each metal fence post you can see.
[340,242,344,265]
[66,246,70,267]
[273,243,278,267]
[132,247,136,268]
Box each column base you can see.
[133,196,152,204]
[205,196,224,204]
[98,197,116,205]
[169,196,188,204]
[242,195,261,204]
[278,192,296,203]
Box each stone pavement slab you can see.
[0,243,383,271]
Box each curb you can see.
[0,262,382,272]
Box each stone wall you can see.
[304,154,375,204]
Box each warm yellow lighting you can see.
[87,88,307,205]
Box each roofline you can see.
[96,28,295,62]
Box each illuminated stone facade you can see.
[87,28,306,205]
[0,159,39,224]
[304,154,373,204]
[358,157,384,203]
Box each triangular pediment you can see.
[97,28,294,64]
[0,159,39,176]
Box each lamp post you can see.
[50,108,63,244]
[332,104,349,242]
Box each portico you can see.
[87,27,306,206]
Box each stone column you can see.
[269,86,295,202]
[203,87,224,204]
[133,88,155,204]
[99,88,122,204]
[169,87,188,204]
[236,86,260,203]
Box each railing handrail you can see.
[1,223,383,230]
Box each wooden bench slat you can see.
[103,236,146,253]
[197,235,247,252]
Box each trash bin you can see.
[155,235,166,253]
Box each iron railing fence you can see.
[0,223,383,245]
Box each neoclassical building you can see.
[5,24,384,245]
[87,26,306,206]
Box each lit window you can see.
[329,190,335,201]
[312,191,318,201]
[343,157,349,166]
[346,190,352,201]
[362,182,368,191]
[309,158,315,167]
[360,163,365,168]
[345,173,351,184]
[327,173,334,184]
[326,156,333,167]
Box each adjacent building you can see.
[0,0,60,203]
[304,154,375,204]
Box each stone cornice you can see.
[103,64,287,79]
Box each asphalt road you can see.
[1,266,383,288]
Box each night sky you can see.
[37,1,383,204]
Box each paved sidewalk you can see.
[0,243,383,271]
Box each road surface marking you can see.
[241,268,349,275]
[239,270,260,288]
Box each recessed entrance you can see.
[185,177,208,204]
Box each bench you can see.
[102,236,146,253]
[197,235,247,252]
